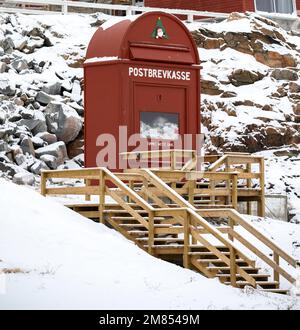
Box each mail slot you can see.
[84,11,201,170]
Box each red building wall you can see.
[297,0,300,12]
[144,0,255,13]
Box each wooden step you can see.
[188,251,230,257]
[207,266,260,274]
[195,258,251,267]
[224,281,279,289]
[119,223,171,228]
[261,288,289,295]
[217,273,270,281]
[136,237,183,242]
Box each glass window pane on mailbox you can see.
[275,0,294,14]
[140,112,179,140]
[255,0,294,14]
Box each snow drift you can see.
[0,179,299,310]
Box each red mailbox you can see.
[84,11,201,169]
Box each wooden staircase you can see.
[40,164,299,295]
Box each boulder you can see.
[31,136,45,148]
[45,102,82,143]
[289,82,300,94]
[35,141,68,165]
[11,59,28,73]
[35,131,57,145]
[271,69,298,81]
[0,78,16,96]
[40,154,58,170]
[0,62,7,73]
[0,162,22,177]
[201,79,224,95]
[14,153,26,166]
[18,110,47,134]
[20,136,35,156]
[229,69,265,86]
[0,140,8,152]
[71,80,82,102]
[42,81,62,95]
[35,91,55,105]
[13,171,35,186]
[1,37,14,53]
[30,160,49,175]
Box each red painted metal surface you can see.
[84,12,201,170]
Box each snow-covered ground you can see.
[0,179,299,310]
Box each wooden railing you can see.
[120,149,198,171]
[40,166,299,289]
[199,208,299,285]
[0,0,229,21]
[207,153,265,217]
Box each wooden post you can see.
[40,172,46,196]
[62,0,68,14]
[210,179,215,206]
[85,179,91,201]
[170,151,175,170]
[225,157,230,206]
[258,158,265,217]
[228,218,234,242]
[188,180,195,205]
[232,174,238,210]
[148,211,155,255]
[274,252,280,283]
[230,247,237,287]
[183,211,191,269]
[246,163,252,215]
[99,170,105,224]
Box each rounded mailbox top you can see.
[86,12,200,65]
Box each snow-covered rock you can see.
[45,102,82,143]
[35,141,68,165]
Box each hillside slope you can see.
[0,179,299,310]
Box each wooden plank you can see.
[45,186,100,195]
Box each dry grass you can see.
[1,268,29,274]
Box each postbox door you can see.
[133,83,186,144]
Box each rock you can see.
[14,153,26,166]
[31,136,45,148]
[11,59,28,73]
[73,153,84,167]
[0,109,7,125]
[289,82,300,94]
[35,141,68,165]
[67,129,84,158]
[201,79,224,95]
[220,91,237,98]
[13,171,35,186]
[229,69,265,86]
[71,80,82,102]
[68,102,84,116]
[0,163,20,177]
[61,79,72,92]
[0,62,7,73]
[18,110,47,134]
[35,91,55,105]
[0,140,8,152]
[20,136,35,156]
[1,37,14,53]
[30,160,49,175]
[0,78,16,96]
[25,36,44,53]
[271,69,298,81]
[35,131,57,145]
[20,108,34,120]
[45,102,82,143]
[293,104,300,115]
[40,154,57,170]
[42,81,62,95]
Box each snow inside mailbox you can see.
[84,12,201,169]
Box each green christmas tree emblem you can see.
[151,17,168,39]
